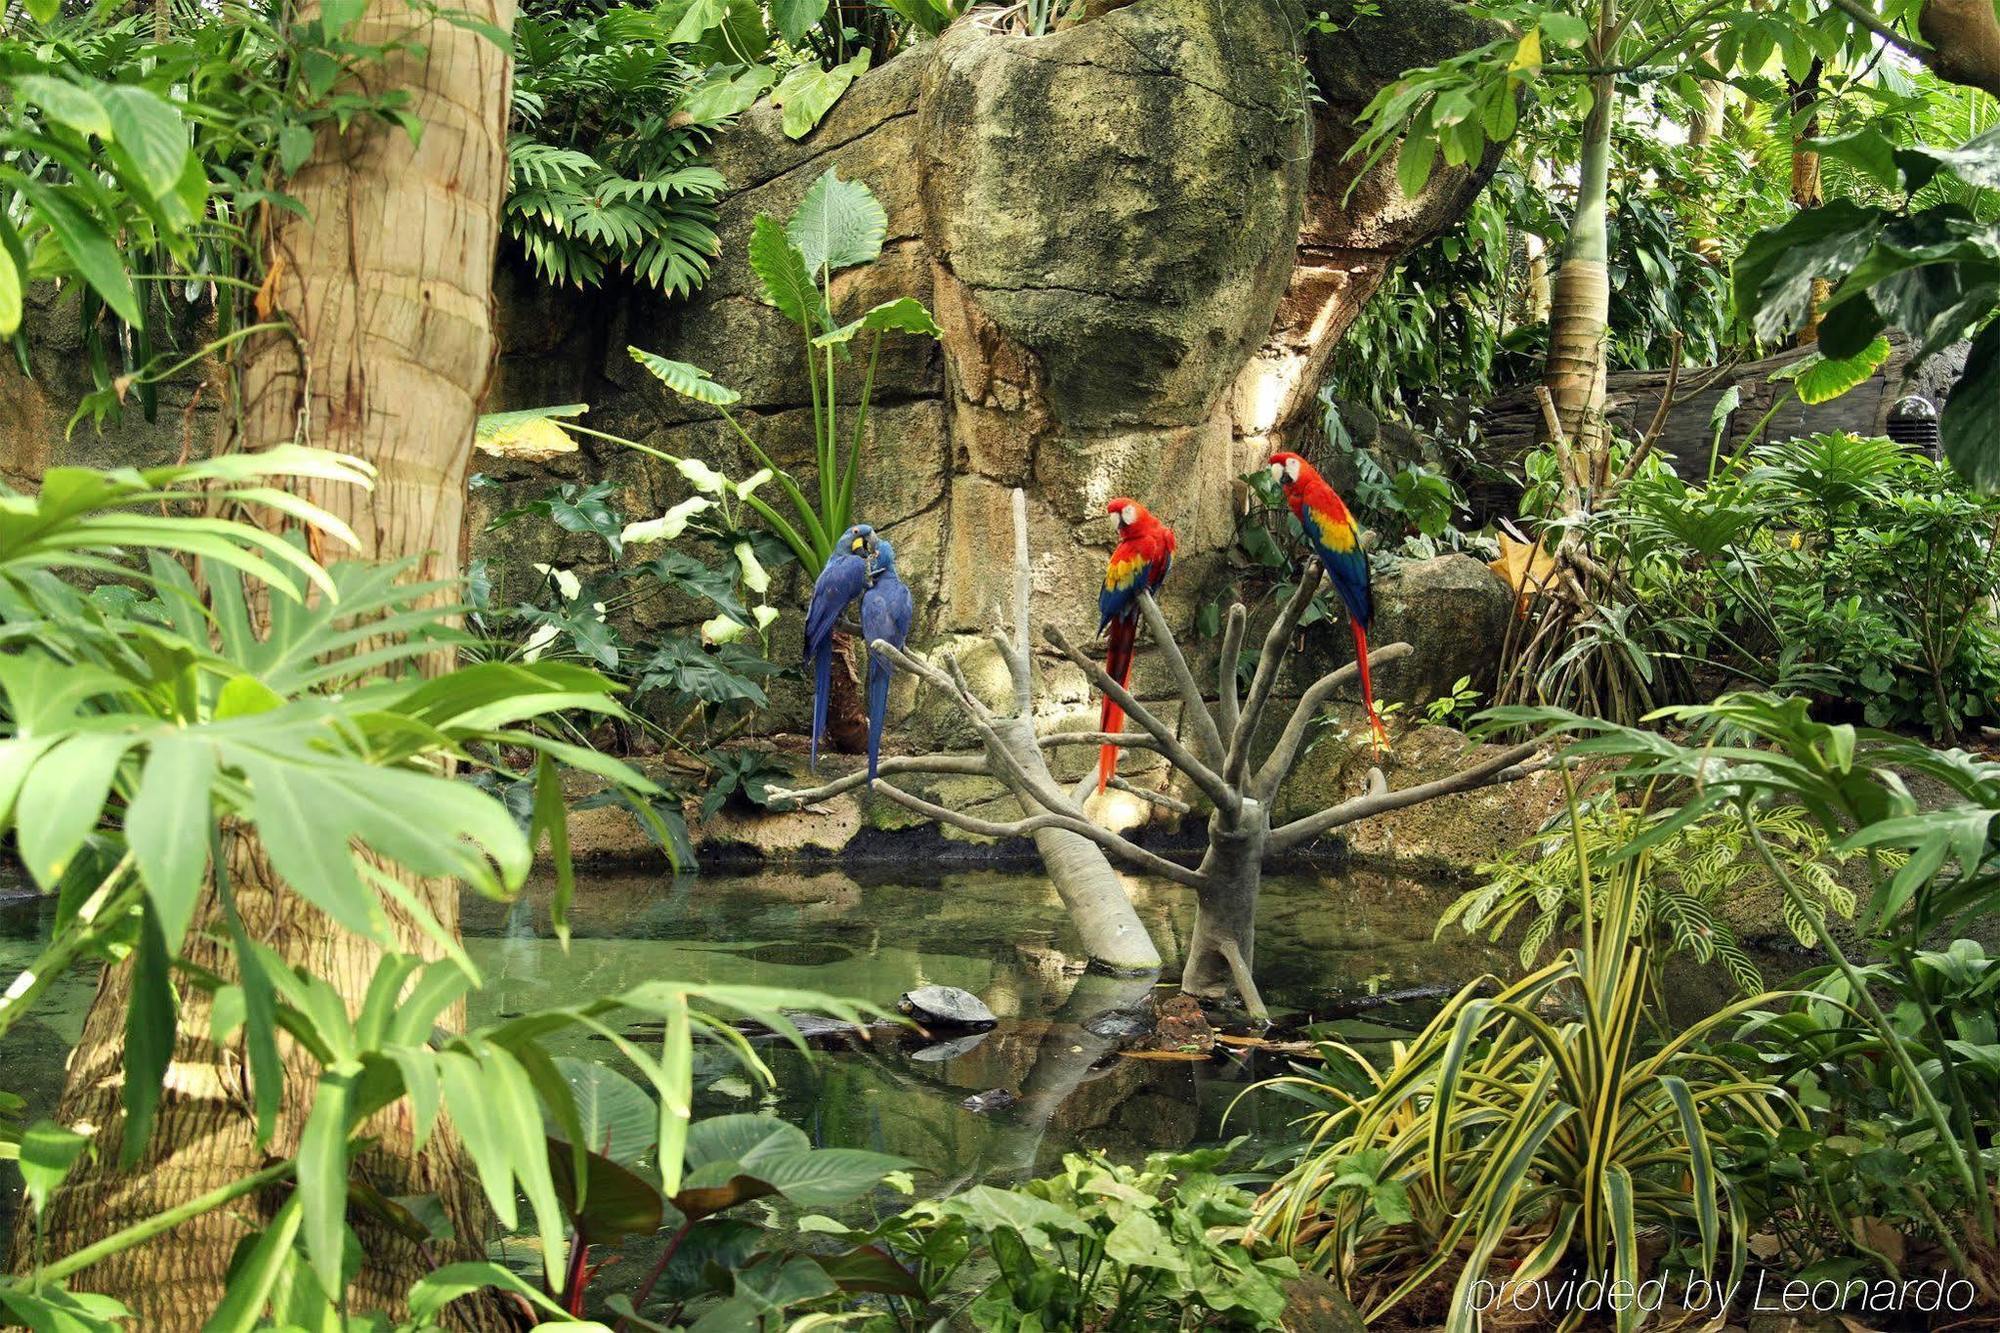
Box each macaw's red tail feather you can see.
[1352,617,1390,755]
[1097,617,1137,795]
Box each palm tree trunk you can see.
[11,0,516,1324]
[1790,61,1829,343]
[1544,66,1615,466]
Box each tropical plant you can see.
[1443,798,1867,994]
[1617,433,2000,741]
[1734,122,2000,490]
[1251,808,1785,1333]
[1484,692,2000,1257]
[628,168,940,577]
[472,407,795,779]
[506,6,728,296]
[859,1145,1299,1332]
[0,452,896,1325]
[1723,939,2000,1283]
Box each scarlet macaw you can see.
[861,537,912,783]
[1096,498,1176,794]
[1267,451,1389,753]
[805,523,876,770]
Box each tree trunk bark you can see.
[11,0,516,1323]
[1181,802,1269,1020]
[1544,67,1615,461]
[1790,62,1829,344]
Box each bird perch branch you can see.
[1042,623,1239,817]
[1223,567,1322,787]
[1136,590,1227,770]
[1267,741,1544,854]
[1253,642,1414,802]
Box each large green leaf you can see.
[17,1120,88,1218]
[785,164,885,275]
[771,51,870,141]
[1944,318,2000,494]
[14,76,112,139]
[1777,335,1891,406]
[23,183,142,329]
[745,216,823,329]
[810,296,941,349]
[1732,199,1881,346]
[101,85,191,203]
[770,0,829,45]
[628,347,743,405]
[549,1057,657,1165]
[125,738,216,950]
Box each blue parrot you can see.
[861,537,913,782]
[805,524,876,770]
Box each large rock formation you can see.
[478,0,1503,745]
[1,0,1505,751]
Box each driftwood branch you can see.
[1253,641,1414,802]
[1217,602,1246,739]
[1223,566,1321,787]
[1042,624,1239,817]
[868,780,1208,888]
[770,753,994,808]
[1136,590,1227,770]
[1267,741,1544,854]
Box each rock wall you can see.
[2,0,1507,753]
[477,0,1504,747]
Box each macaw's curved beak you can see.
[850,537,867,552]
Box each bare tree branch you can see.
[1267,741,1544,854]
[770,753,995,809]
[1109,776,1191,815]
[1217,603,1246,739]
[1223,566,1323,787]
[1137,590,1227,769]
[869,780,1209,888]
[1042,624,1239,816]
[1038,731,1165,751]
[1252,641,1414,802]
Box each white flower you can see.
[736,468,775,500]
[675,457,730,495]
[533,563,582,602]
[521,622,561,663]
[701,613,750,646]
[734,539,769,595]
[753,605,779,630]
[622,495,714,545]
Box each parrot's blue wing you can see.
[861,571,914,782]
[806,551,869,770]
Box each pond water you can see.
[0,865,1531,1258]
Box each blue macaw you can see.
[861,537,913,783]
[806,523,876,770]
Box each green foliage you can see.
[3,0,435,428]
[1726,939,2000,1275]
[506,7,727,296]
[1423,675,1481,726]
[1732,125,2000,491]
[825,1145,1299,1332]
[1483,692,2000,1249]
[1254,829,1781,1333]
[1443,799,1865,993]
[629,169,939,576]
[1618,433,2000,741]
[474,435,791,796]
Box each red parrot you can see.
[1268,451,1389,754]
[1096,498,1176,795]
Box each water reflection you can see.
[1,865,1514,1239]
[458,866,1515,1188]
